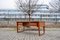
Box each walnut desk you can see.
[16,21,45,36]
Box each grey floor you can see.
[0,28,60,40]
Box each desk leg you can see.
[38,23,40,36]
[17,26,18,33]
[17,23,19,33]
[43,26,45,34]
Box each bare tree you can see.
[49,0,60,24]
[16,0,39,22]
[49,0,60,11]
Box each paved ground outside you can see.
[0,28,60,40]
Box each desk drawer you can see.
[23,23,37,26]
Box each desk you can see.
[16,21,45,36]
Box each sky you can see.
[0,0,50,9]
[0,0,16,9]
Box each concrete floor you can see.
[0,28,60,40]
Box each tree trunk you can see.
[29,14,30,22]
[27,14,31,27]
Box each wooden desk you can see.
[16,21,45,36]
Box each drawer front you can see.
[23,23,37,26]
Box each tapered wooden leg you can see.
[38,22,40,36]
[43,26,45,34]
[17,23,19,33]
[38,26,40,36]
[17,27,18,33]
